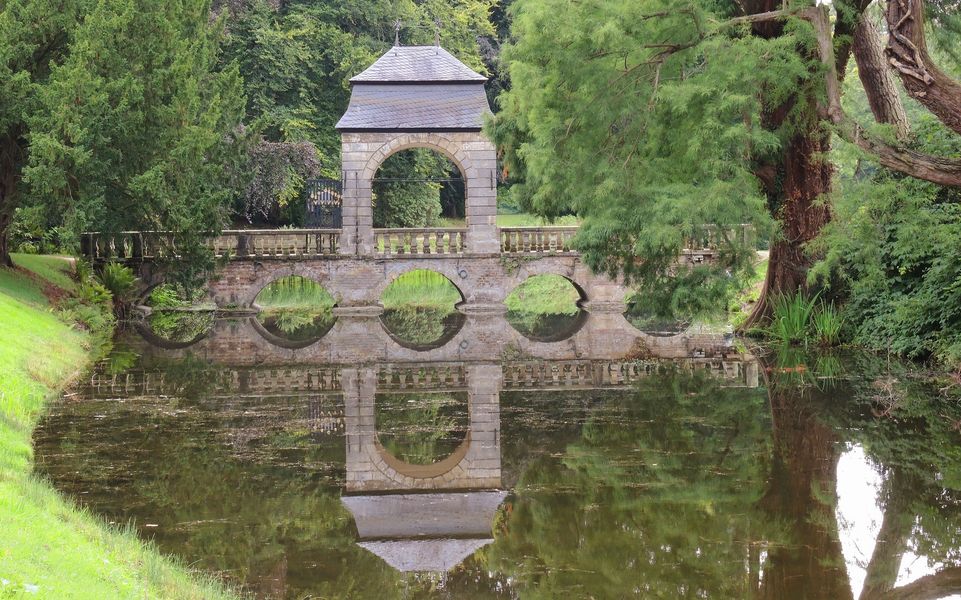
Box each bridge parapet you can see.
[82,229,342,261]
[501,226,578,254]
[374,228,466,256]
[81,224,752,262]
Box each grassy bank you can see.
[0,255,239,599]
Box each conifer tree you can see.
[493,0,961,323]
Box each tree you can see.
[491,0,961,324]
[0,0,93,266]
[0,0,247,275]
[220,0,496,174]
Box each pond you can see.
[33,311,961,599]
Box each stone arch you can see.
[371,264,468,307]
[506,265,590,305]
[361,133,474,184]
[371,434,472,486]
[341,131,498,255]
[238,264,337,309]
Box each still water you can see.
[33,311,961,599]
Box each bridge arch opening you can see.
[505,274,588,342]
[374,391,470,471]
[379,269,466,351]
[253,276,337,345]
[371,148,467,229]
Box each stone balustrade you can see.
[500,226,578,254]
[81,224,752,262]
[373,228,467,256]
[81,229,341,261]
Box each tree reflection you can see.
[489,354,961,600]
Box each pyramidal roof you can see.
[350,46,487,84]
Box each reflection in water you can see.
[31,329,961,599]
[375,392,468,465]
[143,310,215,345]
[255,276,337,344]
[379,307,465,350]
[257,308,336,344]
[505,310,587,342]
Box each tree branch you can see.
[886,0,961,135]
[852,14,911,140]
[805,6,961,187]
[882,567,961,600]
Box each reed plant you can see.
[812,302,845,347]
[767,292,819,345]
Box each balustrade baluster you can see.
[422,231,430,255]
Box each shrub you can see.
[98,263,137,300]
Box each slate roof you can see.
[336,45,491,132]
[336,84,491,131]
[350,46,487,83]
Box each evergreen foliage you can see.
[2,0,248,285]
[491,0,787,315]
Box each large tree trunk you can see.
[746,129,833,327]
[738,2,835,328]
[886,0,961,136]
[0,134,22,269]
[854,16,911,140]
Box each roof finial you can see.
[434,19,442,47]
[393,19,402,46]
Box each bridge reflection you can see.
[123,310,753,367]
[87,326,758,575]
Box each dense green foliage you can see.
[814,118,961,363]
[3,0,248,285]
[492,0,781,307]
[220,0,495,217]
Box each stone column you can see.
[463,135,500,254]
[464,363,502,488]
[340,135,375,256]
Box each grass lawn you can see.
[436,212,581,228]
[0,255,239,599]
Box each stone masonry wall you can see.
[340,131,498,254]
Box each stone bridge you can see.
[80,225,738,315]
[80,42,747,316]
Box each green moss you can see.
[0,258,241,599]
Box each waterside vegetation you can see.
[0,256,240,599]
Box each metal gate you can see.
[305,178,343,228]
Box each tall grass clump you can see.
[767,292,819,345]
[255,276,336,310]
[766,292,845,347]
[812,302,845,346]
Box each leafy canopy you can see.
[490,0,833,315]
